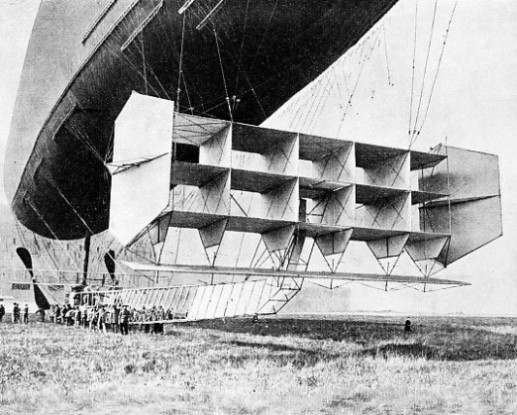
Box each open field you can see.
[0,314,516,414]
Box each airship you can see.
[2,1,502,320]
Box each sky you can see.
[265,0,517,316]
[0,0,516,315]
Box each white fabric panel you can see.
[173,287,185,314]
[422,146,500,200]
[172,112,230,146]
[362,153,410,189]
[199,219,228,249]
[262,178,299,221]
[359,193,410,231]
[205,284,223,318]
[412,259,445,277]
[113,92,174,162]
[199,125,232,167]
[197,285,216,318]
[307,186,355,226]
[189,285,207,319]
[313,144,355,182]
[169,288,181,312]
[109,93,173,246]
[315,229,353,257]
[180,287,196,315]
[405,236,449,261]
[262,225,295,253]
[236,282,255,315]
[263,135,299,175]
[442,196,502,264]
[225,282,243,316]
[188,171,231,215]
[367,234,409,259]
[215,284,233,317]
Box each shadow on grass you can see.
[184,317,517,362]
[222,340,339,368]
[184,317,412,342]
[362,342,435,359]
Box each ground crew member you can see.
[74,306,82,328]
[12,303,20,324]
[97,306,107,333]
[119,305,130,335]
[144,307,151,334]
[112,304,120,333]
[404,319,411,333]
[0,304,5,322]
[81,306,88,327]
[55,305,61,324]
[23,304,29,324]
[154,306,165,335]
[89,307,98,331]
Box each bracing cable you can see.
[408,0,419,139]
[410,0,439,146]
[412,1,458,146]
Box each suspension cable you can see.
[141,35,148,95]
[213,28,233,121]
[408,0,419,139]
[410,0,438,145]
[176,12,186,111]
[382,25,392,86]
[233,0,251,91]
[412,1,458,146]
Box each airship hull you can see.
[4,0,398,239]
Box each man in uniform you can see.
[23,304,29,324]
[12,303,20,324]
[119,305,131,335]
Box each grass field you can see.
[0,314,516,414]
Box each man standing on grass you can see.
[97,306,108,333]
[0,304,5,322]
[74,306,81,328]
[23,304,29,324]
[112,303,120,333]
[404,318,412,333]
[119,305,130,335]
[54,305,61,324]
[12,303,19,324]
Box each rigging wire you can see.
[24,197,83,273]
[233,0,251,92]
[213,28,233,121]
[115,15,171,100]
[176,12,187,110]
[408,0,419,138]
[412,1,458,147]
[410,0,439,145]
[249,0,279,71]
[336,28,382,137]
[104,38,163,98]
[64,119,105,166]
[382,24,392,86]
[181,72,194,113]
[39,170,130,284]
[141,35,148,95]
[302,73,335,134]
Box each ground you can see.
[0,314,516,414]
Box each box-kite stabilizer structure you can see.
[95,92,502,321]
